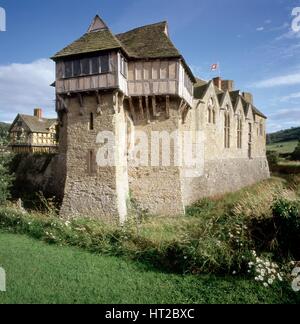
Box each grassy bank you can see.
[0,176,299,304]
[0,232,298,304]
[267,140,298,155]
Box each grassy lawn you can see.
[267,140,298,154]
[0,232,299,304]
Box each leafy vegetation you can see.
[0,155,14,205]
[291,141,300,161]
[0,122,10,146]
[267,127,300,145]
[0,177,299,279]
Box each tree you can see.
[0,155,14,205]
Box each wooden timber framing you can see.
[57,95,69,113]
[95,91,103,115]
[145,96,151,124]
[166,95,170,119]
[138,96,144,120]
[78,93,85,116]
[128,97,136,123]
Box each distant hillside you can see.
[0,122,10,145]
[267,127,300,145]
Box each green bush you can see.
[267,151,279,168]
[291,141,300,161]
[272,199,300,259]
[0,155,14,205]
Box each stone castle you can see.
[52,15,270,222]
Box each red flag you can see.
[211,63,218,71]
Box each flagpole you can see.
[218,61,221,78]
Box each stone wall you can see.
[127,97,185,216]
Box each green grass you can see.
[0,232,298,304]
[267,140,298,154]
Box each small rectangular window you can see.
[89,113,94,131]
[73,60,81,77]
[91,57,99,74]
[81,58,90,75]
[64,61,73,78]
[100,54,109,73]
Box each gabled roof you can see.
[10,114,57,133]
[116,21,180,59]
[229,90,240,110]
[52,29,123,59]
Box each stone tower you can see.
[51,15,196,221]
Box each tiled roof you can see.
[52,29,123,59]
[19,115,57,133]
[116,22,180,59]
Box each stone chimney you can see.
[213,77,222,90]
[34,108,43,119]
[221,80,234,92]
[242,92,253,104]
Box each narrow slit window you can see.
[89,112,94,130]
[88,150,96,175]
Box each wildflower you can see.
[232,271,237,275]
[258,275,264,281]
[277,274,283,282]
[263,282,269,288]
[268,279,274,285]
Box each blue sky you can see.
[0,0,300,132]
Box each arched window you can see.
[208,98,216,124]
[259,121,264,136]
[224,105,230,148]
[237,113,243,149]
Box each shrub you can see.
[272,199,300,259]
[0,155,14,205]
[291,141,300,161]
[267,151,279,168]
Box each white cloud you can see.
[0,59,55,122]
[256,27,264,32]
[267,108,300,132]
[252,72,300,88]
[276,28,300,40]
[279,92,300,102]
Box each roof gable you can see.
[87,15,108,33]
[13,115,57,133]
